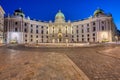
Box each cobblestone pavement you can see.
[65,47,120,80]
[0,45,120,80]
[0,47,88,80]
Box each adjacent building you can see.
[4,8,117,44]
[0,6,5,44]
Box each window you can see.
[24,23,27,26]
[31,29,33,33]
[31,24,33,27]
[31,39,33,41]
[76,26,78,28]
[24,28,27,32]
[82,29,84,33]
[36,30,38,34]
[42,39,43,43]
[41,26,43,28]
[31,35,33,38]
[93,33,95,36]
[15,22,18,25]
[87,34,89,37]
[82,38,84,42]
[76,30,79,33]
[102,26,104,30]
[93,27,96,31]
[87,38,90,42]
[25,40,27,42]
[41,30,44,34]
[15,28,18,32]
[46,31,48,34]
[72,35,74,38]
[87,24,89,26]
[25,35,27,37]
[93,22,95,25]
[36,35,38,38]
[87,28,89,32]
[36,25,38,28]
[82,35,84,37]
[77,35,79,37]
[82,25,84,27]
[102,21,104,24]
[93,38,95,42]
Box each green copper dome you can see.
[94,8,104,16]
[14,8,25,17]
[55,10,65,19]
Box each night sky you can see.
[0,0,120,29]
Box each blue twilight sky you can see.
[0,0,120,29]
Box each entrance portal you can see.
[58,33,63,43]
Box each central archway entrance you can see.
[58,33,63,43]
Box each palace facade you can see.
[4,8,117,44]
[0,6,5,44]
